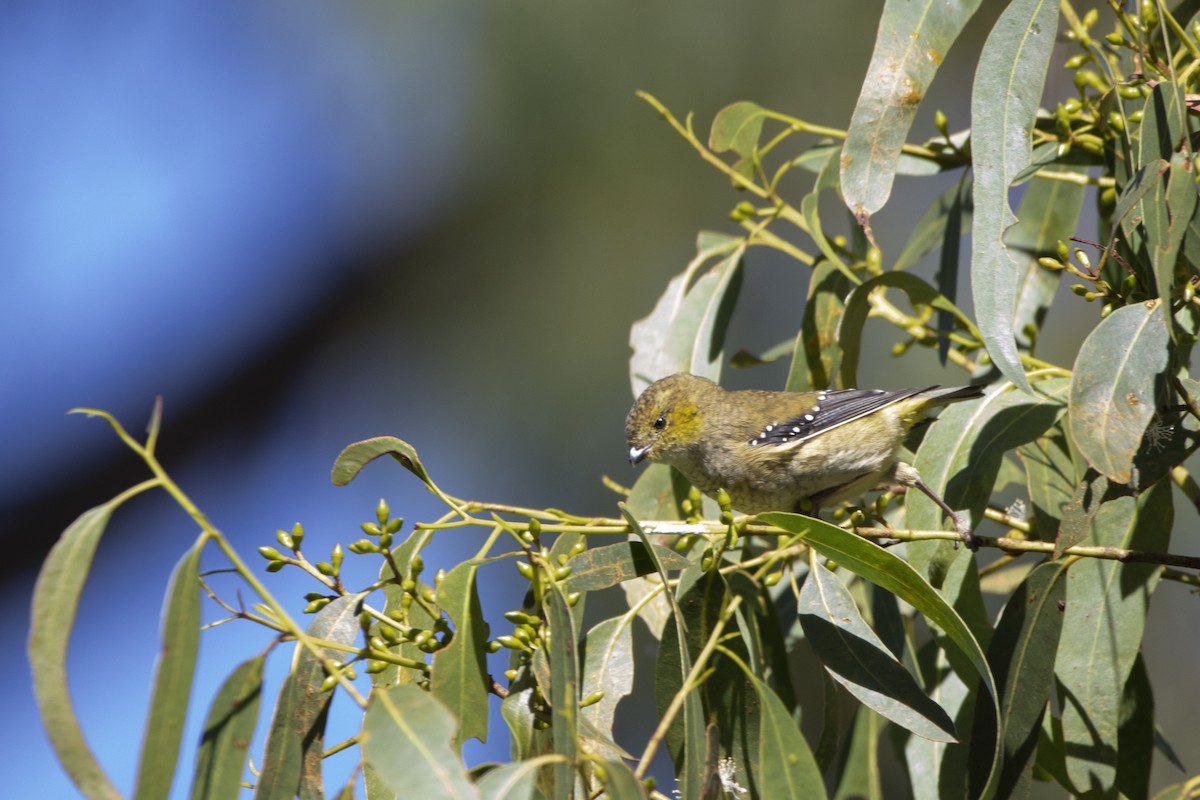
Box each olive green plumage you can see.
[625,373,984,524]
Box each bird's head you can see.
[625,373,716,467]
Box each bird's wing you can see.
[748,387,934,446]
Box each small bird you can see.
[625,373,984,546]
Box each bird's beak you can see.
[628,445,650,466]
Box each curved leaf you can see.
[331,436,430,487]
[799,558,957,742]
[838,271,980,388]
[579,617,634,751]
[431,563,491,751]
[543,582,579,798]
[746,670,827,799]
[191,656,265,800]
[841,0,983,217]
[969,0,1061,394]
[28,502,124,800]
[629,233,744,396]
[565,541,690,591]
[788,260,855,392]
[135,540,203,800]
[362,685,480,800]
[758,514,1003,798]
[708,101,767,158]
[969,560,1068,798]
[1068,301,1169,484]
[1056,482,1173,795]
[255,594,364,800]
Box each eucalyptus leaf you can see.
[969,0,1061,394]
[332,436,431,487]
[431,562,491,751]
[565,541,690,591]
[841,0,983,218]
[190,656,265,800]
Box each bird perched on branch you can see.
[625,373,984,547]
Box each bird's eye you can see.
[653,416,667,430]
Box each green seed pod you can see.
[275,529,295,550]
[304,597,331,614]
[515,560,534,579]
[556,553,569,566]
[1064,53,1087,69]
[1073,249,1091,270]
[849,509,866,526]
[366,659,388,674]
[347,539,377,555]
[1105,32,1125,46]
[376,498,390,526]
[291,522,305,548]
[435,568,446,588]
[303,591,326,602]
[316,561,335,577]
[504,668,519,681]
[1119,85,1143,100]
[496,635,527,651]
[716,487,732,511]
[378,625,402,644]
[264,560,286,573]
[553,565,572,581]
[1107,111,1125,132]
[378,532,393,549]
[385,517,403,534]
[579,691,606,708]
[1038,256,1064,270]
[528,518,542,537]
[258,546,284,562]
[331,544,343,572]
[934,109,948,136]
[867,246,882,271]
[763,571,782,587]
[360,522,382,537]
[567,591,582,606]
[1184,281,1196,303]
[486,640,501,653]
[369,636,389,652]
[1083,291,1097,302]
[1100,303,1114,318]
[319,675,338,693]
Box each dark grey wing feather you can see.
[750,387,934,446]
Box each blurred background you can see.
[4,1,1196,797]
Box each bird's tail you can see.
[919,384,986,405]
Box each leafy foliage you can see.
[29,3,1200,800]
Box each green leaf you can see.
[361,685,480,800]
[908,381,1064,535]
[1056,482,1173,795]
[624,464,691,520]
[564,541,690,591]
[969,0,1061,394]
[1068,300,1170,484]
[759,514,1003,798]
[596,759,649,799]
[787,260,855,392]
[29,502,125,800]
[622,506,704,799]
[969,560,1068,799]
[543,582,579,800]
[802,150,852,273]
[708,101,767,158]
[1008,169,1087,352]
[840,0,984,217]
[431,563,491,751]
[838,271,980,388]
[745,670,828,799]
[1116,654,1155,800]
[833,706,883,800]
[799,559,956,742]
[629,233,744,396]
[135,540,203,800]
[190,656,265,800]
[579,617,634,754]
[331,436,430,487]
[1016,426,1076,538]
[255,594,364,800]
[475,761,541,800]
[1145,152,1198,307]
[1055,471,1108,557]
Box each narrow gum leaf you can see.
[1068,301,1169,484]
[969,0,1061,394]
[799,558,957,742]
[543,582,578,797]
[758,514,1003,798]
[254,594,364,800]
[564,541,690,591]
[430,563,491,751]
[190,655,265,800]
[29,503,124,800]
[361,685,480,800]
[134,540,204,800]
[331,436,430,487]
[841,0,984,217]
